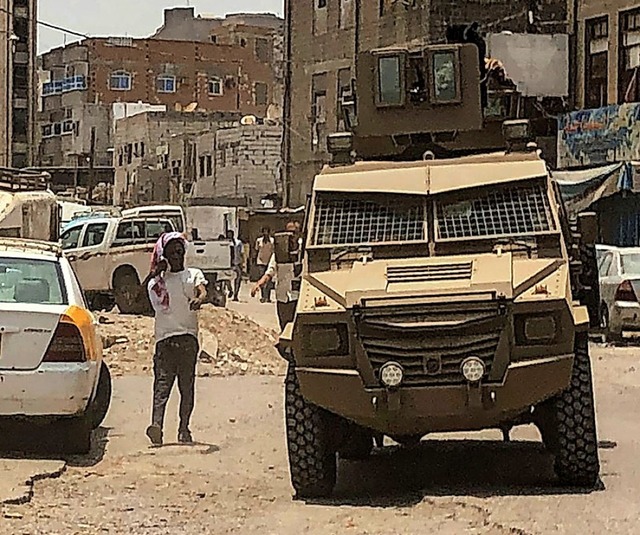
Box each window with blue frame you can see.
[110,71,132,91]
[157,75,176,94]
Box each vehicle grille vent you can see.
[386,262,472,283]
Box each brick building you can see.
[577,0,640,108]
[152,8,286,119]
[38,36,278,171]
[284,0,569,205]
[0,0,37,168]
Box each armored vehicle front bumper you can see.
[297,354,573,436]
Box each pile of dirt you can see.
[99,306,285,378]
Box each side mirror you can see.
[274,231,294,264]
[578,212,598,245]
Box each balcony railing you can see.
[42,75,87,96]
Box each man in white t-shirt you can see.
[145,232,207,446]
[251,221,302,330]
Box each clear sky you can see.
[37,0,284,53]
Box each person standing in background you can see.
[251,221,302,329]
[255,227,274,303]
[227,229,244,302]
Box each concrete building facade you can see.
[284,0,569,205]
[193,124,283,204]
[0,0,37,168]
[112,110,241,207]
[114,110,283,208]
[576,0,640,109]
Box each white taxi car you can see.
[0,238,111,454]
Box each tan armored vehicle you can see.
[279,33,600,498]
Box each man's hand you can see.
[153,259,168,277]
[251,283,261,298]
[189,296,204,311]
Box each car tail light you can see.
[615,280,638,302]
[42,322,86,363]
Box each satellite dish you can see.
[184,102,198,112]
[241,115,257,125]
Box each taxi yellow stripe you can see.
[61,305,100,362]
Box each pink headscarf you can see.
[149,232,187,311]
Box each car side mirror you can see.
[274,231,294,264]
[578,212,598,245]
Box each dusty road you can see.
[0,339,639,534]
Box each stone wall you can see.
[194,124,283,206]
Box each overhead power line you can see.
[0,5,89,39]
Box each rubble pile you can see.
[99,306,285,378]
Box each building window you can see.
[255,38,271,63]
[311,73,328,152]
[110,71,132,91]
[337,68,351,131]
[254,82,269,106]
[314,0,328,35]
[585,16,609,108]
[339,0,354,29]
[206,155,212,177]
[208,77,223,96]
[376,55,404,106]
[157,75,176,94]
[41,124,53,138]
[210,35,218,44]
[619,9,640,103]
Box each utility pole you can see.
[88,127,96,202]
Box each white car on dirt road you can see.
[0,238,111,454]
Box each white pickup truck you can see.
[121,205,234,307]
[60,215,174,313]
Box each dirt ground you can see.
[2,297,640,534]
[99,305,285,378]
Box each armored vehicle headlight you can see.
[380,361,404,388]
[304,324,349,357]
[514,314,558,345]
[461,357,485,383]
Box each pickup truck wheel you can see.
[285,365,337,498]
[88,362,112,429]
[537,333,600,487]
[114,272,142,314]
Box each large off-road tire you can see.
[339,426,374,461]
[537,333,600,487]
[285,365,337,498]
[88,362,112,429]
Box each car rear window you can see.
[0,258,67,305]
[621,253,640,275]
